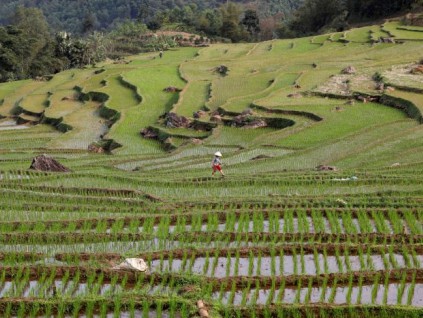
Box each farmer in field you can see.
[211,151,225,177]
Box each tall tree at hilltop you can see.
[10,6,62,78]
[242,9,261,40]
[220,2,248,42]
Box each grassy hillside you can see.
[0,18,422,317]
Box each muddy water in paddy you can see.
[214,283,423,306]
[151,254,419,277]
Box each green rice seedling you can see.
[401,246,412,268]
[388,210,402,234]
[142,217,155,235]
[300,248,306,274]
[344,248,351,272]
[381,250,390,270]
[203,251,210,275]
[346,274,353,304]
[410,248,420,268]
[175,216,186,234]
[113,296,122,318]
[72,300,82,318]
[211,251,219,277]
[100,301,109,317]
[304,278,313,304]
[397,272,407,305]
[241,282,250,306]
[228,281,237,305]
[121,274,128,290]
[142,299,150,317]
[248,251,254,276]
[358,247,366,270]
[371,273,380,304]
[257,251,262,276]
[357,212,372,233]
[225,252,232,277]
[3,302,12,318]
[322,247,329,274]
[285,210,294,233]
[17,302,26,317]
[129,299,136,318]
[181,250,188,272]
[328,277,338,303]
[266,278,277,305]
[86,301,95,317]
[293,248,298,275]
[404,211,420,234]
[226,213,236,232]
[406,271,417,306]
[313,247,321,275]
[388,246,399,269]
[366,247,374,271]
[274,277,285,304]
[234,250,240,276]
[45,303,53,317]
[311,210,325,233]
[279,249,285,276]
[319,276,328,302]
[341,212,357,234]
[326,211,341,234]
[270,248,276,275]
[382,272,390,305]
[128,219,140,234]
[251,279,260,306]
[269,211,279,232]
[218,281,226,302]
[294,279,302,304]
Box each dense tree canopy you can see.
[0,0,300,34]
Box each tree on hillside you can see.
[82,12,98,34]
[220,2,248,42]
[9,7,63,78]
[280,0,347,37]
[242,9,260,39]
[196,9,222,35]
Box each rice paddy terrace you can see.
[0,19,423,318]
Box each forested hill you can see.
[0,0,302,34]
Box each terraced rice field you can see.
[0,18,422,317]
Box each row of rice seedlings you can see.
[0,268,181,299]
[214,273,421,306]
[1,298,192,318]
[149,245,422,277]
[6,207,416,235]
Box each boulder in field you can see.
[316,165,337,171]
[163,86,182,93]
[88,143,105,153]
[341,66,356,74]
[140,127,158,139]
[29,154,71,172]
[193,110,206,119]
[210,114,222,123]
[287,93,303,98]
[166,112,191,128]
[380,37,395,44]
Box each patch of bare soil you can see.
[383,63,423,87]
[314,74,352,96]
